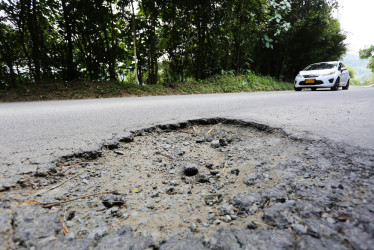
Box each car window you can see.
[304,63,337,70]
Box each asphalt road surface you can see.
[1,87,374,179]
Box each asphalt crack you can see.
[1,118,374,249]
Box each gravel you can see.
[0,121,373,249]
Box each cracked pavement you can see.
[1,88,374,249]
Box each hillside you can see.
[342,54,372,81]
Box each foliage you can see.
[359,45,374,73]
[0,0,346,90]
[347,65,374,86]
[253,0,346,80]
[342,54,372,81]
[346,66,355,80]
[0,73,293,102]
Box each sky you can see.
[337,0,374,55]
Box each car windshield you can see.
[303,63,337,71]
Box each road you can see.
[1,87,374,180]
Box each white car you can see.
[294,61,350,91]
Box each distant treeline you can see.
[0,0,346,89]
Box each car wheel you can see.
[311,87,317,91]
[331,77,340,91]
[342,80,350,90]
[294,87,302,91]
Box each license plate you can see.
[305,79,315,84]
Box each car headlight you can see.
[296,74,302,78]
[321,70,337,76]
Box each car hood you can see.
[300,69,337,76]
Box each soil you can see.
[1,120,373,249]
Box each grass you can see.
[0,73,293,102]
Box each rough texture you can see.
[0,122,374,249]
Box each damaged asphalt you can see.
[1,89,374,249]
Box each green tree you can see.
[359,45,374,73]
[346,66,355,79]
[0,0,348,88]
[0,23,21,87]
[253,0,346,80]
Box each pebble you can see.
[82,179,89,185]
[224,215,232,223]
[326,217,335,224]
[195,174,209,183]
[114,150,125,155]
[292,223,307,234]
[166,187,176,195]
[146,201,155,209]
[231,215,238,220]
[190,223,198,232]
[170,180,179,186]
[219,139,228,146]
[65,232,75,240]
[88,225,109,240]
[183,163,198,176]
[101,194,126,208]
[67,211,76,221]
[66,221,74,227]
[151,191,159,198]
[211,140,220,148]
[243,173,265,186]
[247,221,257,229]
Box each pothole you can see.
[50,123,295,243]
[2,119,374,249]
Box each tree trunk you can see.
[109,3,117,81]
[147,1,158,85]
[6,61,17,87]
[61,0,76,81]
[131,1,140,85]
[28,0,41,81]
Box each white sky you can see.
[337,0,374,55]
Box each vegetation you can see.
[0,0,347,96]
[347,65,374,86]
[359,45,374,74]
[342,54,372,82]
[347,66,361,85]
[0,72,293,102]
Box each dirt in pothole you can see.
[1,122,374,249]
[50,125,296,243]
